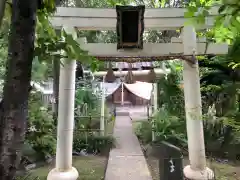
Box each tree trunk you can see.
[53,58,60,123]
[0,0,37,179]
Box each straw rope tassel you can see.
[124,63,135,84]
[105,62,116,82]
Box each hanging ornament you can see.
[105,62,116,83]
[124,63,135,84]
[147,68,156,83]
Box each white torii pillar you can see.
[182,26,214,180]
[100,76,105,136]
[152,83,158,141]
[47,29,80,180]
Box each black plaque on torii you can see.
[116,5,145,50]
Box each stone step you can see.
[116,111,129,116]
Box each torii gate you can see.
[47,6,227,180]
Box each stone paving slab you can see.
[105,115,152,180]
[127,106,151,121]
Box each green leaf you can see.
[202,9,209,17]
[232,63,239,69]
[218,5,227,14]
[160,0,166,8]
[184,11,195,18]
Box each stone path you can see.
[116,105,151,121]
[105,114,153,180]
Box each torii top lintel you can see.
[52,6,220,30]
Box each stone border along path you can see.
[105,113,153,180]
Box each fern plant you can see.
[152,108,187,147]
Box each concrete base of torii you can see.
[48,167,79,180]
[184,166,214,180]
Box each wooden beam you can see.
[51,7,219,30]
[79,43,228,57]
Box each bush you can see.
[154,108,186,146]
[203,109,240,158]
[135,121,152,144]
[75,87,99,111]
[135,104,240,159]
[73,134,115,154]
[74,85,103,130]
[135,108,187,148]
[25,92,56,160]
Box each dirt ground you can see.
[144,145,240,180]
[26,156,107,180]
[18,119,116,180]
